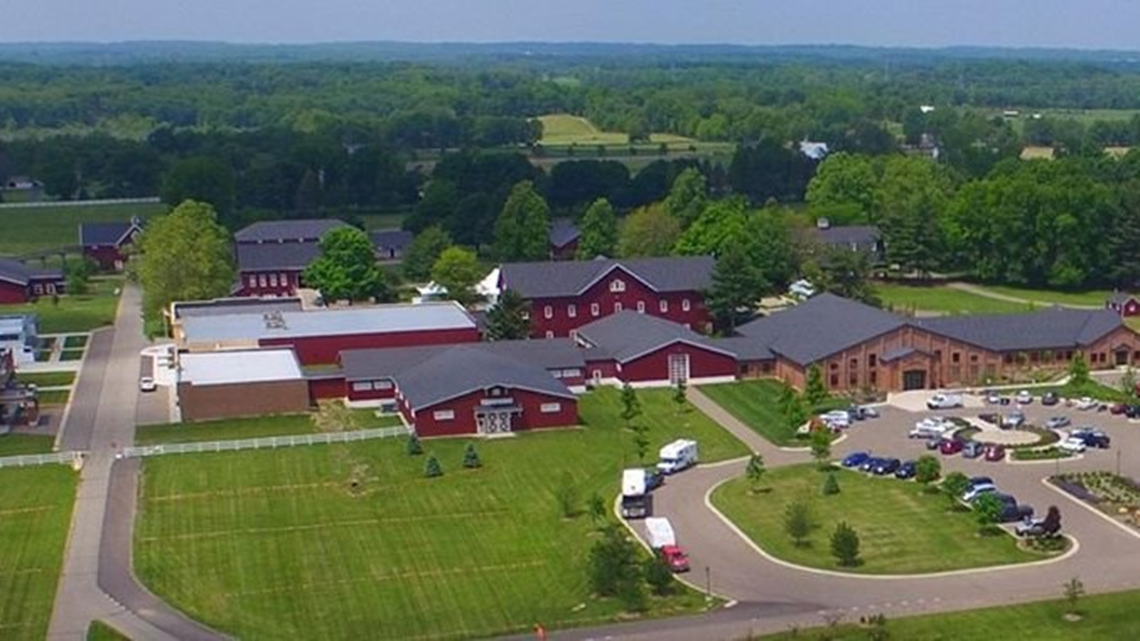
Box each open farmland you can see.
[0,201,164,256]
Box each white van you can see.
[927,393,963,410]
[656,439,698,475]
[644,517,677,549]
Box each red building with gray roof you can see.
[0,259,64,304]
[79,218,144,271]
[233,219,350,296]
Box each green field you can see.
[37,390,71,407]
[0,276,121,333]
[975,285,1112,308]
[0,201,164,256]
[135,388,747,640]
[712,465,1040,574]
[763,587,1140,640]
[538,114,630,145]
[0,465,77,640]
[876,283,1031,315]
[137,409,406,445]
[699,380,846,446]
[0,434,56,457]
[15,371,75,388]
[86,621,129,641]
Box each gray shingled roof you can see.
[736,293,906,366]
[576,310,734,363]
[0,259,60,286]
[370,229,413,251]
[234,219,349,243]
[711,336,775,361]
[499,256,714,298]
[913,308,1124,352]
[549,219,581,249]
[813,225,880,248]
[341,339,584,382]
[236,242,322,271]
[79,220,141,247]
[1108,292,1137,306]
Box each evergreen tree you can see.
[784,498,813,546]
[705,237,768,333]
[463,443,482,469]
[493,180,550,261]
[1068,352,1091,386]
[810,427,832,469]
[822,472,840,496]
[664,167,708,228]
[485,288,531,341]
[746,454,766,492]
[644,554,676,596]
[405,433,423,456]
[620,383,642,429]
[423,455,443,478]
[831,521,862,567]
[576,198,619,259]
[805,364,828,407]
[672,379,687,413]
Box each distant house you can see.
[1107,293,1140,318]
[0,349,40,428]
[79,217,144,271]
[233,219,350,297]
[549,219,581,261]
[0,176,44,202]
[370,229,413,261]
[810,221,883,259]
[0,259,64,304]
[798,140,830,161]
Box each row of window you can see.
[432,402,563,422]
[350,380,394,392]
[30,283,57,295]
[543,298,691,320]
[246,273,293,289]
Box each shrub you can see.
[810,427,831,469]
[822,472,840,496]
[555,471,580,518]
[784,498,813,547]
[746,454,766,492]
[915,455,941,483]
[589,524,639,597]
[973,493,1004,531]
[942,472,970,503]
[644,554,676,596]
[423,455,442,478]
[462,442,482,469]
[830,521,861,567]
[405,433,423,456]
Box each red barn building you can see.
[233,219,350,297]
[498,256,714,339]
[0,259,64,304]
[1107,292,1140,318]
[79,218,144,271]
[341,344,578,437]
[176,301,481,366]
[549,219,581,261]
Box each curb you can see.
[1041,476,1140,541]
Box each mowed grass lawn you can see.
[0,276,121,333]
[0,201,164,255]
[762,588,1140,640]
[0,434,56,456]
[699,380,846,446]
[712,465,1039,574]
[875,283,1030,315]
[15,371,76,388]
[537,113,629,145]
[0,465,77,640]
[135,388,748,639]
[974,284,1112,308]
[136,410,405,445]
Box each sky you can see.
[7,0,1140,50]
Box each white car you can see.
[1015,390,1033,405]
[927,393,964,410]
[1074,397,1097,411]
[819,410,851,429]
[1059,437,1087,453]
[139,376,157,392]
[962,483,997,502]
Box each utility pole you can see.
[705,566,712,604]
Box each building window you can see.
[829,374,839,387]
[1065,351,1074,361]
[869,371,877,385]
[280,273,289,286]
[258,274,267,287]
[540,402,562,414]
[660,300,669,313]
[614,302,623,313]
[374,380,393,390]
[1003,353,1014,364]
[591,303,600,317]
[269,273,278,287]
[351,381,373,392]
[433,409,455,421]
[682,299,691,312]
[868,354,877,367]
[544,305,553,319]
[33,284,42,295]
[952,352,960,364]
[934,349,942,361]
[637,301,646,313]
[545,330,554,339]
[569,329,578,341]
[970,354,979,363]
[849,358,857,370]
[830,362,838,371]
[610,279,626,293]
[568,304,577,318]
[849,373,858,386]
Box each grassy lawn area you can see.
[538,113,629,145]
[134,387,746,639]
[86,621,129,641]
[0,201,164,255]
[135,414,319,445]
[712,464,1039,574]
[15,371,75,388]
[1032,379,1127,403]
[762,588,1140,640]
[0,434,56,456]
[0,465,77,640]
[974,284,1112,308]
[349,409,405,429]
[875,283,1030,315]
[63,335,88,349]
[699,380,846,446]
[0,276,121,333]
[37,390,70,406]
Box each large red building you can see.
[79,218,144,271]
[233,219,350,297]
[498,256,715,339]
[0,259,64,304]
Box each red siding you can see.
[584,358,620,382]
[406,387,578,437]
[308,376,346,401]
[523,266,710,338]
[550,239,579,261]
[84,246,127,271]
[237,270,303,297]
[260,327,481,366]
[620,341,738,383]
[346,378,397,402]
[0,281,30,304]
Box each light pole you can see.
[705,565,712,604]
[1117,448,1123,477]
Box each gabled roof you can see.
[913,308,1125,352]
[79,219,143,247]
[712,336,775,361]
[575,310,735,363]
[812,225,880,248]
[499,256,714,299]
[234,219,349,243]
[369,229,413,250]
[341,339,584,381]
[236,242,322,272]
[0,259,61,287]
[736,293,906,366]
[549,219,581,249]
[1108,292,1139,305]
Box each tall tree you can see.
[493,181,550,262]
[576,198,619,259]
[160,157,236,218]
[664,167,707,228]
[875,157,952,278]
[402,226,453,281]
[672,198,748,257]
[705,238,768,333]
[617,204,681,258]
[485,288,531,341]
[136,200,235,321]
[303,227,388,303]
[430,246,486,307]
[805,152,877,223]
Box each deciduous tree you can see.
[402,225,452,281]
[303,227,389,303]
[576,198,619,259]
[805,364,828,407]
[493,180,550,261]
[664,167,708,228]
[617,204,681,258]
[430,246,486,307]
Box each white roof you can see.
[180,302,476,343]
[179,349,303,386]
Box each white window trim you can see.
[568,304,577,318]
[433,409,455,421]
[614,302,623,313]
[374,380,393,390]
[540,402,562,414]
[659,299,669,313]
[682,298,691,311]
[591,303,600,317]
[636,301,645,313]
[544,305,553,319]
[351,381,373,392]
[545,330,555,339]
[610,279,626,293]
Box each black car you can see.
[1041,392,1059,406]
[993,493,1034,523]
[1126,405,1140,419]
[925,436,943,450]
[644,469,665,491]
[860,457,886,473]
[978,412,1000,425]
[872,458,901,475]
[895,460,917,480]
[1077,431,1112,449]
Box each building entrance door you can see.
[477,410,514,434]
[902,369,927,391]
[668,354,690,386]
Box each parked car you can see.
[983,390,1000,405]
[909,416,953,439]
[927,393,964,410]
[895,460,917,479]
[1015,390,1033,405]
[962,441,985,459]
[872,458,901,476]
[841,451,871,468]
[1016,515,1061,537]
[962,483,997,502]
[1072,429,1111,449]
[968,476,995,489]
[1001,411,1026,429]
[660,545,691,573]
[1111,403,1127,415]
[984,444,1007,461]
[820,410,851,429]
[926,436,944,450]
[1041,392,1059,406]
[940,439,965,456]
[978,412,1000,425]
[1075,397,1098,411]
[993,493,1034,522]
[1125,405,1140,419]
[1059,436,1087,453]
[859,405,880,419]
[1044,416,1071,430]
[644,469,665,491]
[860,457,886,473]
[139,376,157,392]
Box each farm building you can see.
[1106,292,1140,317]
[370,229,413,261]
[0,258,64,304]
[548,219,581,260]
[78,217,144,271]
[498,256,714,338]
[233,219,350,296]
[340,343,578,437]
[0,349,39,428]
[176,349,310,422]
[175,301,480,365]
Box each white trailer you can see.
[656,439,698,474]
[644,517,676,549]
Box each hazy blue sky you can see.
[8,0,1140,50]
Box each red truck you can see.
[660,545,691,573]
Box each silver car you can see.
[1044,416,1071,430]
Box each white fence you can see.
[121,426,411,459]
[0,451,81,469]
[0,197,160,210]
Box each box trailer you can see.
[644,517,677,549]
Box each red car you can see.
[660,545,691,573]
[939,439,964,456]
[1111,403,1127,415]
[984,444,1006,461]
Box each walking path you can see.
[945,282,1100,310]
